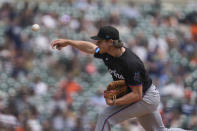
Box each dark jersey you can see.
[94,47,152,94]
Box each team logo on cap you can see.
[105,35,110,39]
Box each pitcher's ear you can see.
[108,39,113,46]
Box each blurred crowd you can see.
[0,0,197,130]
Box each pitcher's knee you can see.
[97,111,113,124]
[97,112,108,122]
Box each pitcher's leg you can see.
[95,105,123,131]
[95,114,111,131]
[137,110,188,131]
[137,110,165,131]
[95,100,156,131]
[108,101,155,125]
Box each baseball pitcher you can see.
[51,26,188,131]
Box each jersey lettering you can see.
[108,69,125,80]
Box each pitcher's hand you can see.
[51,39,70,50]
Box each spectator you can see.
[32,76,48,96]
[59,73,82,105]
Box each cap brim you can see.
[90,36,103,40]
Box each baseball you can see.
[32,24,40,32]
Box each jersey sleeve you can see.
[125,65,142,87]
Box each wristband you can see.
[95,47,100,53]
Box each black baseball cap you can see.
[91,26,119,40]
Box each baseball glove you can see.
[104,80,130,101]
